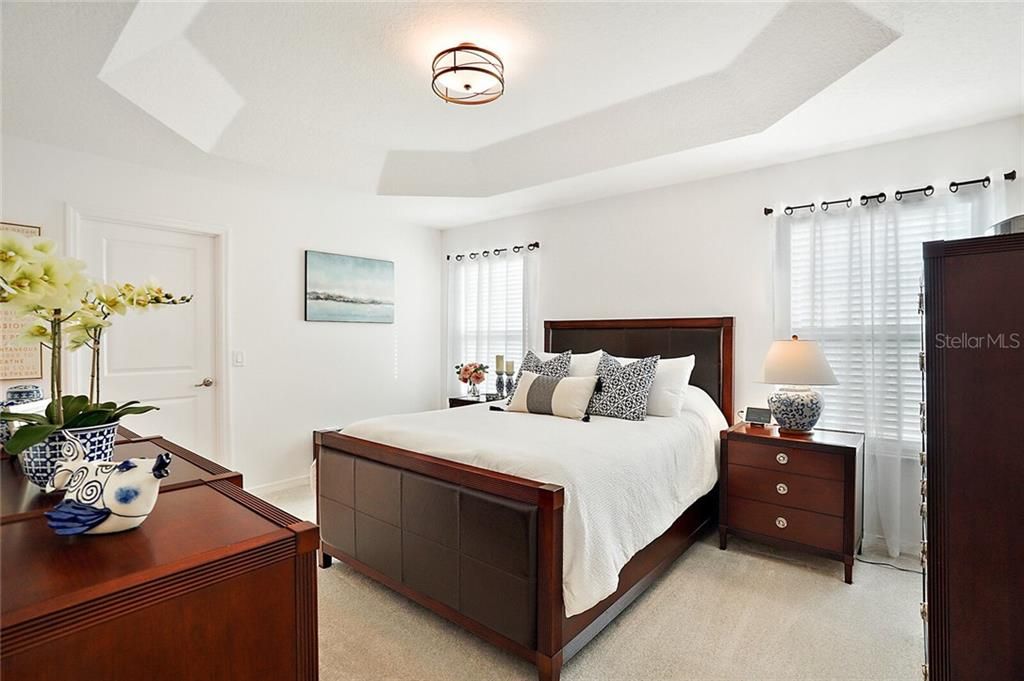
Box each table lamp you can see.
[760,335,838,433]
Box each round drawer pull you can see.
[776,452,789,465]
[776,483,789,495]
[775,516,788,529]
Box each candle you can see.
[495,355,504,374]
[506,360,514,375]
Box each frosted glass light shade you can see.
[435,68,500,94]
[432,43,504,105]
[761,336,838,386]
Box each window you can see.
[786,200,973,448]
[777,191,996,557]
[447,252,534,394]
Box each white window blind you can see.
[447,253,532,394]
[779,191,1000,557]
[787,199,974,448]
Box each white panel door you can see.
[75,217,219,458]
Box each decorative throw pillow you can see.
[506,372,599,420]
[508,350,572,403]
[587,352,660,421]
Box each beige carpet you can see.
[263,486,922,681]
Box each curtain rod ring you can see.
[469,252,479,260]
[455,254,464,261]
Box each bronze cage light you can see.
[431,43,504,105]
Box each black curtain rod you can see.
[446,241,540,261]
[821,197,852,211]
[764,169,1016,216]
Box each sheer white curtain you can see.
[775,182,1004,557]
[446,250,538,395]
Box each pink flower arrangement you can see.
[455,362,488,385]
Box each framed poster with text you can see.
[1,222,44,381]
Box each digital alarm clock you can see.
[743,407,773,426]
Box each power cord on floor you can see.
[855,555,923,575]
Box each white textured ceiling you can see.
[2,1,1022,226]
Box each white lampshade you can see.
[761,336,838,386]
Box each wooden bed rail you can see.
[315,429,567,678]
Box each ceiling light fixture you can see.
[431,43,504,105]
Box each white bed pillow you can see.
[536,349,603,377]
[680,385,728,432]
[614,354,696,417]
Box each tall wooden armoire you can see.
[923,231,1024,681]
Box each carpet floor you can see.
[262,486,922,681]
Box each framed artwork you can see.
[304,250,394,323]
[1,222,45,380]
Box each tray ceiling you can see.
[2,1,1021,226]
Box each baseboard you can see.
[245,474,310,496]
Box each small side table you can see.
[448,393,503,409]
[719,423,864,583]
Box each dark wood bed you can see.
[315,317,734,681]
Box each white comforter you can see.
[343,399,726,616]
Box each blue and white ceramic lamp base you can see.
[767,386,824,433]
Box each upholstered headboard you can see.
[544,317,734,424]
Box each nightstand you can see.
[719,423,864,583]
[448,393,503,409]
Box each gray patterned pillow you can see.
[508,350,571,403]
[587,352,660,421]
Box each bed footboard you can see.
[314,430,566,678]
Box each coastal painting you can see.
[304,250,395,323]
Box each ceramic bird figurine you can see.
[43,432,171,535]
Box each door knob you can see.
[194,377,214,388]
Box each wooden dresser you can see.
[1,428,319,680]
[719,423,864,583]
[923,232,1024,681]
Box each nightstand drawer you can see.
[727,464,844,517]
[728,496,843,553]
[729,440,843,481]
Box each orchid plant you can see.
[71,281,193,404]
[0,232,192,455]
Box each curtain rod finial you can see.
[764,207,774,216]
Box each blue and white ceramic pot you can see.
[767,386,824,433]
[0,404,11,448]
[20,421,120,489]
[6,385,44,403]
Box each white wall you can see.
[2,136,442,490]
[442,115,1024,552]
